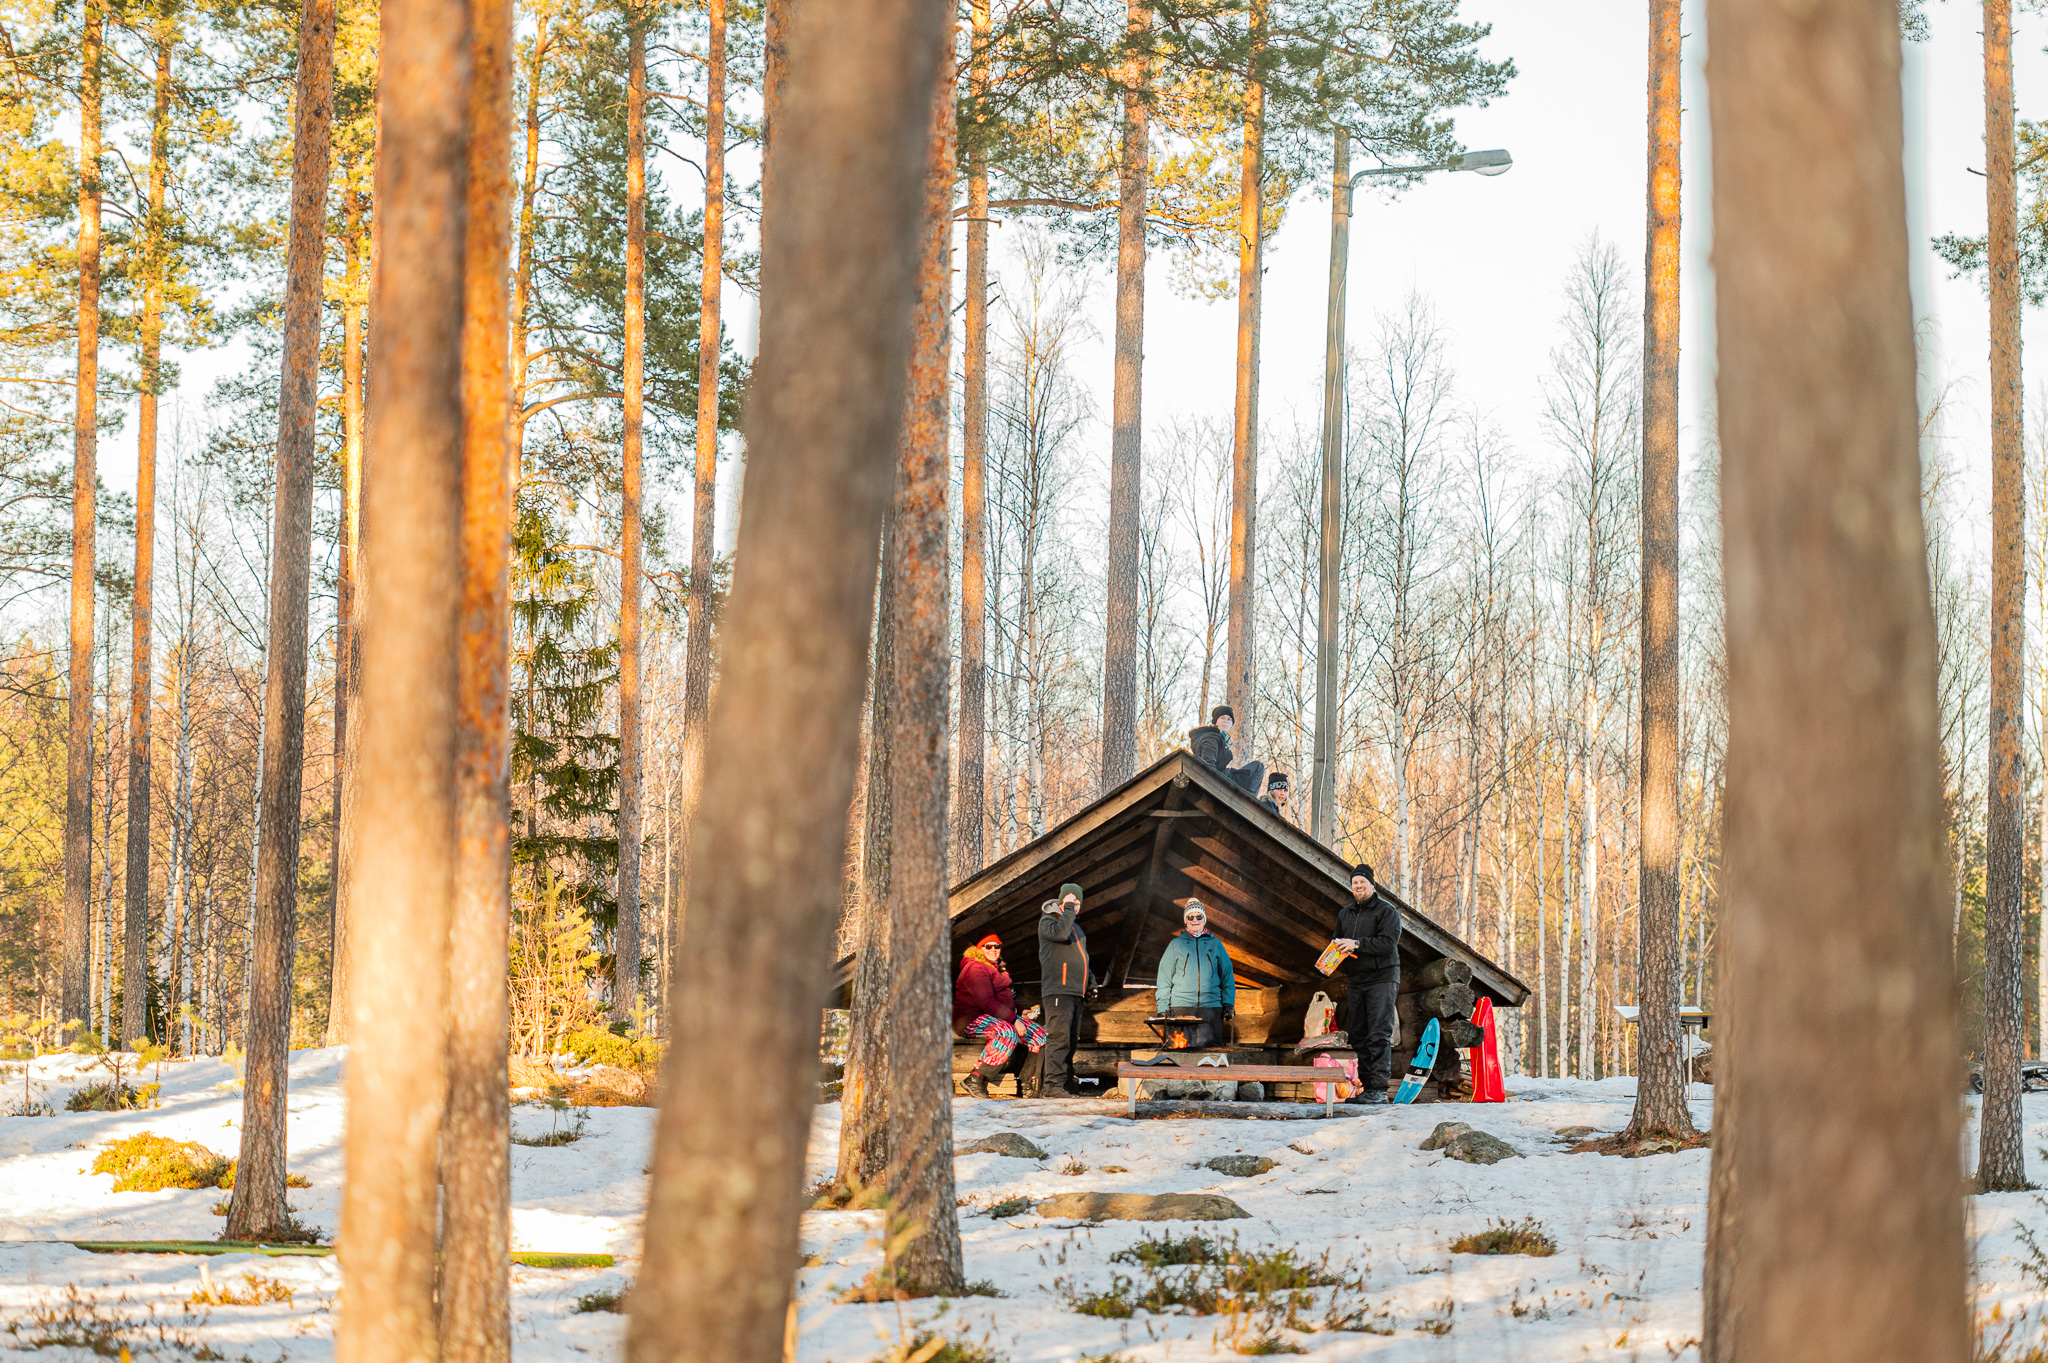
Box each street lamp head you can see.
[1451,148,1513,176]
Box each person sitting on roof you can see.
[1155,900,1235,1046]
[953,932,1047,1099]
[1189,704,1265,798]
[1259,771,1291,822]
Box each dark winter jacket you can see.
[953,951,1017,1033]
[1258,795,1284,820]
[1189,724,1235,773]
[1156,930,1236,1010]
[1038,902,1091,997]
[1335,891,1401,985]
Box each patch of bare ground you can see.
[1567,1129,1711,1158]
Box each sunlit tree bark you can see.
[1979,0,2029,1193]
[626,0,945,1350]
[336,0,469,1352]
[442,0,515,1350]
[228,0,336,1241]
[1706,0,1970,1353]
[63,0,105,1035]
[1628,0,1693,1140]
[885,21,962,1290]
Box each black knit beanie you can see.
[1266,772,1289,790]
[1351,863,1375,882]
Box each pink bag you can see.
[1312,1053,1358,1103]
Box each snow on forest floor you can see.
[1,1046,2046,1361]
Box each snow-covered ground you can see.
[2,1047,2044,1360]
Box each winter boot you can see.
[963,1063,1001,1099]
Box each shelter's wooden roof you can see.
[844,749,1529,1007]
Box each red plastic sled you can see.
[1469,997,1505,1103]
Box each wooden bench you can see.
[1114,1061,1360,1118]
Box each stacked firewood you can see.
[1397,957,1482,1049]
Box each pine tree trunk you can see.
[1579,669,1599,1079]
[1706,0,1970,1349]
[122,17,172,1049]
[1628,0,1693,1139]
[326,186,366,1049]
[1225,1,1262,728]
[1980,0,2030,1194]
[626,0,945,1348]
[64,0,105,1035]
[614,4,648,1024]
[677,0,725,975]
[955,0,990,876]
[839,518,895,1192]
[886,24,962,1291]
[336,0,468,1348]
[226,0,334,1243]
[442,0,515,1352]
[1097,0,1148,791]
[1535,773,1548,1076]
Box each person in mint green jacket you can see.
[1155,900,1235,1046]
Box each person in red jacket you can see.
[953,933,1047,1098]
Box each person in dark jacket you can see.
[1258,771,1291,821]
[1155,901,1236,1046]
[1037,882,1090,1098]
[1188,705,1265,797]
[1332,863,1399,1103]
[954,933,1047,1097]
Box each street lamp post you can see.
[1307,139,1512,848]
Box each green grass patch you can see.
[560,1026,663,1074]
[1448,1218,1558,1257]
[91,1133,230,1191]
[512,1252,614,1269]
[1111,1232,1222,1268]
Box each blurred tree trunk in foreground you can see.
[626,0,946,1352]
[1704,0,1969,1356]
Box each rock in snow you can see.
[958,1133,1048,1160]
[1441,1129,1520,1165]
[1419,1121,1473,1151]
[1201,1155,1277,1177]
[1034,1191,1251,1221]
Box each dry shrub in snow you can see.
[90,1132,229,1191]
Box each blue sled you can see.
[1394,1017,1441,1105]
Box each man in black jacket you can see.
[1332,863,1399,1103]
[1037,882,1089,1098]
[1189,705,1264,797]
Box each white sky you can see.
[94,0,2048,580]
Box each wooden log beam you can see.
[1400,959,1472,993]
[1111,778,1183,986]
[1171,857,1325,973]
[1418,984,1475,1020]
[949,828,1156,942]
[1182,829,1339,950]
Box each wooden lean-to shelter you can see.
[837,748,1530,1100]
